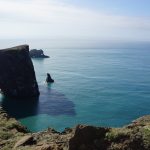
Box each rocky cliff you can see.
[0,45,39,97]
[0,107,150,150]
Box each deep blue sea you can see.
[1,48,150,132]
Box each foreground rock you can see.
[0,45,39,97]
[14,135,34,148]
[30,49,49,58]
[0,107,150,150]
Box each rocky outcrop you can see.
[0,107,150,150]
[46,73,54,83]
[14,135,34,148]
[69,125,109,150]
[0,45,39,98]
[30,49,49,58]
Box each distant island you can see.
[30,49,49,58]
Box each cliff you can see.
[0,107,150,150]
[0,45,39,97]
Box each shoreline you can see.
[0,107,150,150]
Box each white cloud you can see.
[0,0,150,41]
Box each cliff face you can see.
[0,45,39,97]
[0,107,150,150]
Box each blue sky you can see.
[66,0,150,16]
[0,0,150,43]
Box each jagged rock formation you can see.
[0,107,150,150]
[30,49,49,58]
[0,45,39,98]
[46,73,54,83]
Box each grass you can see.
[105,128,131,142]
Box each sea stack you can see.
[30,49,49,58]
[46,73,54,83]
[0,45,39,98]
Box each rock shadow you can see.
[0,85,76,119]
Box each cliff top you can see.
[0,45,29,51]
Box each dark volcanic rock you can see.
[46,73,54,83]
[30,49,49,58]
[0,45,39,98]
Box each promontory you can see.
[0,45,39,98]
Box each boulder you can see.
[30,49,49,58]
[14,135,34,148]
[0,45,39,98]
[69,125,109,150]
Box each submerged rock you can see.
[30,49,49,58]
[0,45,39,98]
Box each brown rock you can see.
[69,125,109,150]
[14,135,34,148]
[37,145,51,150]
[36,144,57,150]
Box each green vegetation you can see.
[105,128,131,142]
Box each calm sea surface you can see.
[1,48,150,132]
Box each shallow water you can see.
[1,48,150,132]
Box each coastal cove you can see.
[1,48,150,132]
[1,107,150,150]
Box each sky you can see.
[0,0,150,47]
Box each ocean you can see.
[1,48,150,132]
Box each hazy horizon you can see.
[0,39,150,49]
[0,0,150,44]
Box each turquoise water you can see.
[1,48,150,132]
